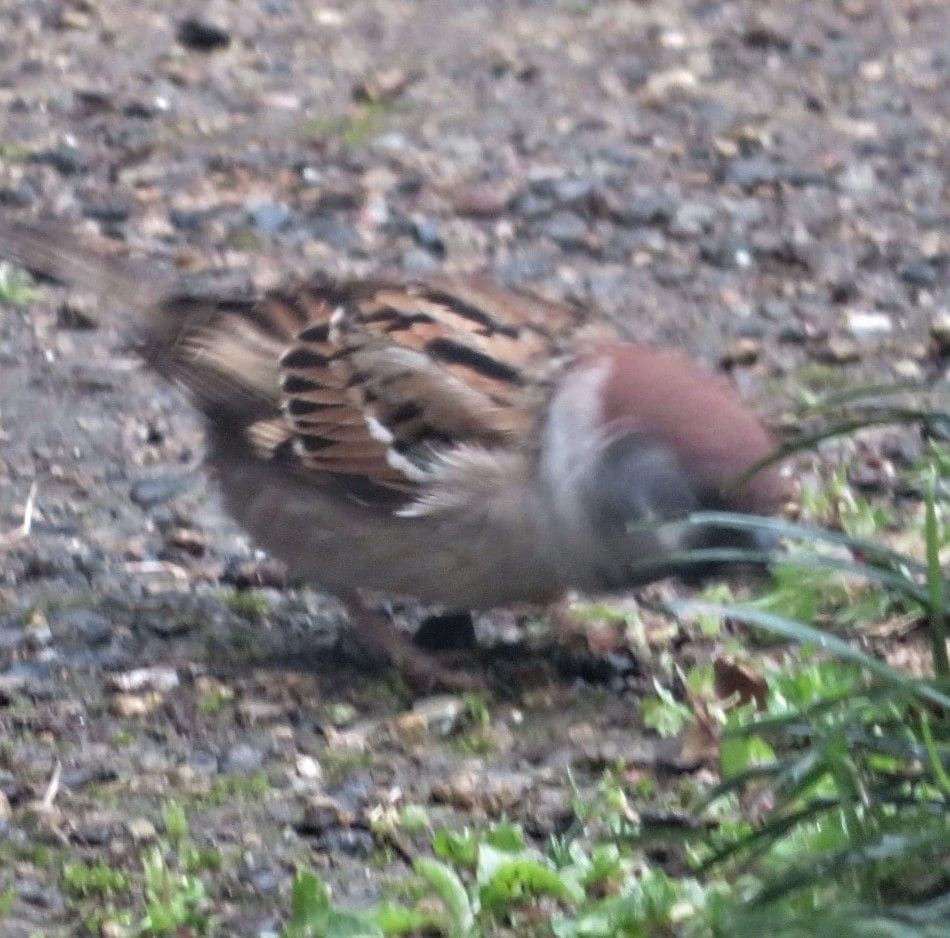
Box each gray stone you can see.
[129,474,194,509]
[899,261,938,287]
[539,211,589,249]
[611,193,677,226]
[307,215,360,250]
[412,217,445,255]
[511,190,554,220]
[52,608,112,646]
[247,200,291,235]
[222,743,265,774]
[667,200,715,237]
[699,236,754,269]
[498,251,554,285]
[401,248,440,275]
[724,156,780,188]
[188,750,221,775]
[314,827,376,856]
[176,17,231,51]
[534,175,599,207]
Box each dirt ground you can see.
[0,0,947,934]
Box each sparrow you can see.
[0,218,790,688]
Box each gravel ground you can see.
[0,0,948,934]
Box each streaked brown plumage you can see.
[0,217,791,688]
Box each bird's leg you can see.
[341,594,481,693]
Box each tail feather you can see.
[0,216,290,422]
[0,217,172,314]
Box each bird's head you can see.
[540,343,792,590]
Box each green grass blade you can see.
[414,858,475,938]
[665,601,950,711]
[923,468,949,678]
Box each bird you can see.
[0,217,790,689]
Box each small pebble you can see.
[846,310,892,337]
[511,190,553,220]
[642,67,697,103]
[82,202,131,223]
[724,156,780,188]
[611,193,676,226]
[353,67,413,103]
[30,144,87,175]
[536,175,598,207]
[814,336,861,363]
[164,527,207,557]
[891,359,923,380]
[930,311,950,353]
[699,236,753,270]
[408,695,466,737]
[130,474,194,509]
[720,338,761,367]
[245,867,281,894]
[412,218,445,256]
[401,248,441,275]
[187,750,221,775]
[454,183,511,218]
[430,769,531,815]
[838,162,876,193]
[109,692,165,718]
[295,754,322,781]
[137,613,196,638]
[222,743,265,774]
[899,261,938,287]
[297,795,353,834]
[108,667,179,694]
[15,880,65,912]
[307,215,359,250]
[667,200,715,237]
[176,17,232,51]
[72,819,116,845]
[539,211,589,249]
[237,699,286,726]
[126,817,158,844]
[222,556,288,589]
[314,827,376,856]
[247,200,290,236]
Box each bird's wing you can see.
[0,218,586,506]
[264,277,578,503]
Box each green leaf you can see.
[372,901,438,935]
[0,884,14,917]
[919,708,950,796]
[477,844,584,914]
[0,262,43,304]
[924,466,949,679]
[484,821,527,852]
[162,802,189,845]
[287,869,331,933]
[641,680,694,738]
[720,734,777,778]
[433,828,480,868]
[414,857,475,937]
[283,870,382,938]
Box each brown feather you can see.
[272,280,572,500]
[1,216,789,630]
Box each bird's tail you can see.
[0,216,173,316]
[0,215,294,420]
